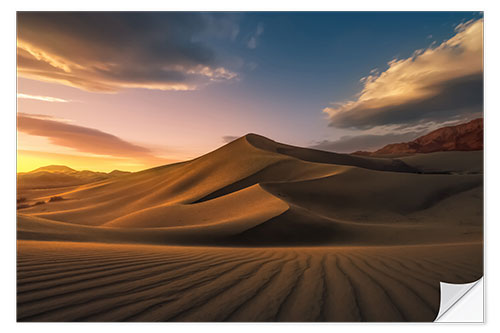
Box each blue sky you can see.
[218,12,482,142]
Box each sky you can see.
[17,12,483,172]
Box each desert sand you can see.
[17,134,483,322]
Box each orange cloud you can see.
[324,19,483,130]
[17,113,168,168]
[17,93,69,103]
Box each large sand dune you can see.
[17,134,483,321]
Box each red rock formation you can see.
[372,118,483,155]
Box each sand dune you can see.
[17,134,482,245]
[104,184,288,229]
[397,150,483,174]
[18,136,482,224]
[17,133,483,321]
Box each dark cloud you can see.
[17,113,162,161]
[324,19,483,131]
[17,12,238,92]
[311,131,424,154]
[329,74,483,130]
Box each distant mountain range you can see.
[17,165,131,189]
[353,118,483,156]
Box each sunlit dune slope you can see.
[17,134,483,246]
[104,184,289,229]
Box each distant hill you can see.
[109,170,132,177]
[17,165,131,189]
[354,118,483,156]
[29,165,76,174]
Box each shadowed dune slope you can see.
[397,151,483,174]
[245,134,420,173]
[262,167,482,224]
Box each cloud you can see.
[17,93,69,103]
[17,113,164,163]
[17,12,238,92]
[247,23,264,49]
[17,112,75,123]
[323,19,483,130]
[222,135,240,143]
